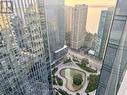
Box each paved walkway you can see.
[54,61,97,95]
[67,49,102,70]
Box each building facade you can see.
[84,32,97,50]
[0,0,53,95]
[65,6,73,47]
[95,9,113,59]
[44,0,68,64]
[65,6,73,33]
[71,4,88,50]
[96,0,127,95]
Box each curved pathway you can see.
[54,61,96,95]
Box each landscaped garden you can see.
[86,74,100,92]
[60,68,86,92]
[76,58,97,73]
[52,67,63,86]
[52,57,99,95]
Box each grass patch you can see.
[86,74,99,92]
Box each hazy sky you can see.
[65,0,116,34]
[65,0,116,6]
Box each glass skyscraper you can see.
[44,0,68,64]
[0,0,53,95]
[95,9,113,59]
[96,0,127,95]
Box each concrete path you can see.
[53,61,96,95]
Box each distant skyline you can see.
[65,0,116,34]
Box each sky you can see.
[65,0,116,6]
[65,0,117,34]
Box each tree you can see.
[85,33,93,41]
[55,92,59,95]
[52,67,58,75]
[86,74,100,92]
[81,58,89,65]
[73,74,83,85]
[56,76,63,86]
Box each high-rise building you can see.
[84,32,97,50]
[95,9,113,59]
[96,0,127,95]
[71,4,88,50]
[65,6,73,47]
[0,0,53,95]
[65,6,73,33]
[11,16,27,49]
[44,0,68,64]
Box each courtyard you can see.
[53,56,100,95]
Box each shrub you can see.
[76,63,97,73]
[76,93,80,95]
[57,88,70,95]
[73,74,83,85]
[52,68,58,75]
[81,58,89,65]
[63,58,72,64]
[73,58,79,62]
[86,74,100,92]
[52,76,57,85]
[56,76,63,86]
[55,92,59,95]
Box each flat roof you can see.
[54,45,68,53]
